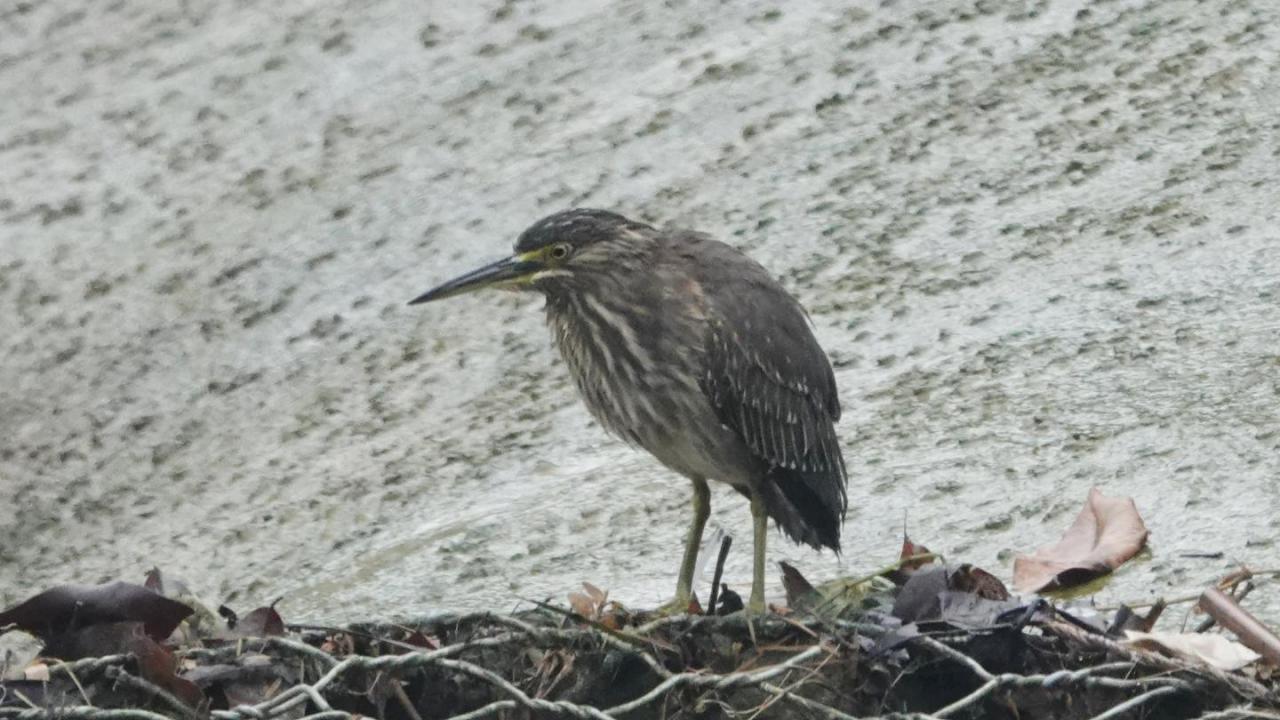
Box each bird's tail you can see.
[759,465,846,552]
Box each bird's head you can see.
[408,209,655,305]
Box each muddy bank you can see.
[1,0,1278,623]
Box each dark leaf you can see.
[872,622,920,657]
[40,622,203,707]
[891,565,948,623]
[231,605,285,638]
[42,621,147,659]
[1107,601,1165,636]
[893,565,1018,625]
[779,562,818,611]
[0,582,192,642]
[935,591,1022,628]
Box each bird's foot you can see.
[652,592,697,617]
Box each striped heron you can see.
[409,209,847,612]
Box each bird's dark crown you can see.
[514,209,652,254]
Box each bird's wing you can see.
[694,243,845,479]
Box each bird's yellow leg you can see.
[657,477,709,615]
[749,490,767,613]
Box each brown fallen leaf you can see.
[0,582,193,642]
[1013,487,1149,594]
[1124,630,1261,671]
[686,593,704,616]
[568,589,596,619]
[950,564,1010,601]
[883,532,936,586]
[567,582,630,626]
[216,599,286,639]
[41,622,204,707]
[236,605,286,637]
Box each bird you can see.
[408,209,847,613]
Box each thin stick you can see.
[1199,586,1280,665]
[1086,686,1180,720]
[708,534,733,614]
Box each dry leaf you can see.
[568,582,627,624]
[1013,487,1149,593]
[40,622,204,707]
[884,533,936,586]
[950,564,1010,601]
[779,562,818,610]
[0,581,193,642]
[582,582,607,605]
[1125,630,1261,671]
[899,534,934,569]
[235,605,285,637]
[215,599,286,639]
[686,593,704,616]
[567,591,595,619]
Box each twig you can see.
[392,681,424,720]
[1197,584,1254,633]
[708,535,733,614]
[1194,710,1280,719]
[63,664,95,708]
[432,657,611,719]
[1085,685,1180,719]
[102,666,199,720]
[446,700,517,720]
[912,635,1194,718]
[605,643,830,716]
[1199,586,1280,665]
[7,710,175,720]
[757,681,864,720]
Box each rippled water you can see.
[2,0,1277,628]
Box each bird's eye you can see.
[549,243,571,260]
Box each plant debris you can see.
[2,551,1277,720]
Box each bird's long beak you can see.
[407,255,542,305]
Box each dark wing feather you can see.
[688,236,848,542]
